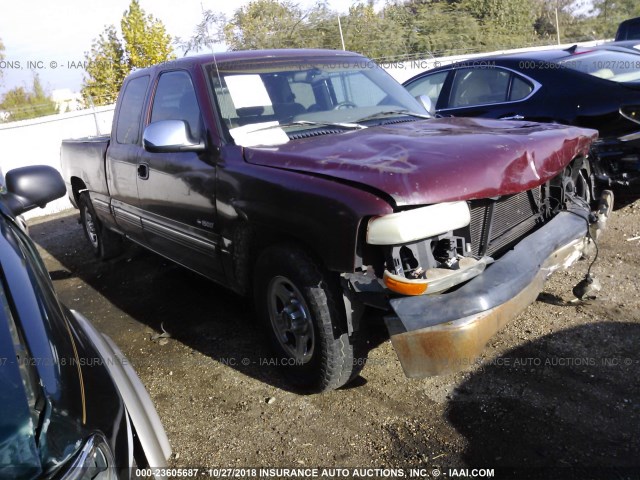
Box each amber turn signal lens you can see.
[383,271,428,296]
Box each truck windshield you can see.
[557,50,640,83]
[205,56,427,145]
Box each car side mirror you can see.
[415,95,434,115]
[4,165,67,216]
[143,120,205,153]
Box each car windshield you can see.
[557,50,640,83]
[205,56,427,146]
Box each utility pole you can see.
[338,15,346,50]
[555,3,561,45]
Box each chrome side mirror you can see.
[143,120,205,153]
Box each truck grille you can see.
[468,187,542,257]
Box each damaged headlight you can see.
[366,201,470,245]
[366,201,489,296]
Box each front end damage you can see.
[347,163,613,378]
[592,137,640,191]
[591,107,640,192]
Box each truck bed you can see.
[60,135,111,206]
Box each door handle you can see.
[137,163,149,180]
[500,114,525,121]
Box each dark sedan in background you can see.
[403,43,640,192]
[616,17,640,41]
[0,166,171,478]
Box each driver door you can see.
[136,69,223,280]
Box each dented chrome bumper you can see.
[384,195,612,378]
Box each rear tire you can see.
[78,192,123,260]
[254,244,356,393]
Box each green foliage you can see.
[179,0,639,65]
[302,1,341,50]
[0,74,58,122]
[184,0,408,55]
[121,0,175,68]
[178,10,227,55]
[589,0,640,38]
[387,2,482,56]
[224,0,309,50]
[81,0,174,106]
[339,4,408,58]
[82,25,126,106]
[460,0,537,49]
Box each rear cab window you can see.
[116,75,150,145]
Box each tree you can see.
[183,0,342,54]
[177,10,227,55]
[461,0,537,49]
[0,74,57,122]
[387,1,482,57]
[121,0,174,68]
[332,4,407,59]
[82,25,126,106]
[224,0,310,50]
[180,0,613,65]
[211,0,408,59]
[532,0,595,43]
[302,1,341,50]
[589,0,640,38]
[81,0,175,106]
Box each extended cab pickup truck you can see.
[61,49,612,392]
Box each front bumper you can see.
[384,202,609,378]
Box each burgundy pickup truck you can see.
[61,49,612,392]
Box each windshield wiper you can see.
[254,120,366,132]
[355,110,432,123]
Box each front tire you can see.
[78,192,123,260]
[254,244,356,392]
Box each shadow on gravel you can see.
[612,188,640,211]
[444,322,640,480]
[29,212,384,394]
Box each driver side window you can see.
[151,71,202,141]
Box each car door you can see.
[105,75,150,241]
[136,69,223,280]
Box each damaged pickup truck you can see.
[61,49,613,392]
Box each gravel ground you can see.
[29,196,640,480]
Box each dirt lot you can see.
[29,195,640,480]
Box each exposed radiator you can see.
[468,187,543,257]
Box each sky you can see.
[0,0,355,95]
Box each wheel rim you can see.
[83,205,99,249]
[267,276,315,364]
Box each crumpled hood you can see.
[243,117,597,206]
